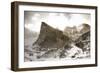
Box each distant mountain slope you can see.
[63,23,90,41]
[24,27,38,39]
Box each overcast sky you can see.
[24,11,91,32]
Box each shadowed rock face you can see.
[33,22,72,49]
[75,31,90,52]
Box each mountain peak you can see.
[41,22,48,28]
[33,22,72,49]
[41,22,52,29]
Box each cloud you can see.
[24,11,90,32]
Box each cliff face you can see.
[75,31,90,52]
[33,22,72,49]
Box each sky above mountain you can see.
[24,11,91,32]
